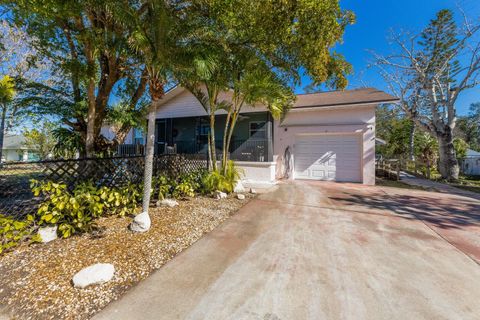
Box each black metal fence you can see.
[0,154,207,218]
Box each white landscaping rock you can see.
[129,211,151,233]
[236,194,245,200]
[38,226,58,243]
[72,263,115,289]
[233,181,246,193]
[250,188,257,194]
[156,199,179,208]
[214,190,227,200]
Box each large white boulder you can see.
[129,211,151,233]
[236,194,245,200]
[250,188,257,194]
[72,263,115,289]
[233,181,246,193]
[38,226,58,243]
[214,190,227,200]
[156,199,179,208]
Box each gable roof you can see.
[293,88,399,109]
[467,149,480,157]
[158,86,398,111]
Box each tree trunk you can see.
[85,79,96,158]
[221,110,232,173]
[141,102,157,214]
[0,106,6,163]
[437,128,459,181]
[409,122,415,161]
[209,113,217,171]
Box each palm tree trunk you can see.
[0,105,6,163]
[224,112,239,173]
[142,102,157,213]
[222,110,232,173]
[209,113,217,171]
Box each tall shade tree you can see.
[178,0,354,171]
[373,9,480,181]
[0,75,15,163]
[7,0,148,156]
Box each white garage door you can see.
[294,134,362,182]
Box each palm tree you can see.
[179,51,230,171]
[119,0,178,232]
[0,75,16,164]
[221,55,294,173]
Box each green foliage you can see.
[23,121,57,160]
[455,102,480,151]
[152,170,208,199]
[0,213,39,254]
[376,105,414,158]
[202,161,242,194]
[453,138,469,158]
[0,75,15,104]
[31,180,141,238]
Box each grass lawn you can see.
[375,177,430,191]
[450,175,480,194]
[0,195,252,320]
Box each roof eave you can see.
[291,99,399,111]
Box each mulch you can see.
[0,195,251,320]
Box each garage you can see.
[294,134,362,182]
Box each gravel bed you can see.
[0,195,251,320]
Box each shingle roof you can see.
[294,88,398,109]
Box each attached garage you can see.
[294,134,362,182]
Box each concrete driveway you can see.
[95,181,480,320]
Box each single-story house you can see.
[1,134,40,162]
[460,149,480,176]
[119,86,398,185]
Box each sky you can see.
[297,0,480,116]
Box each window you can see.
[249,121,266,139]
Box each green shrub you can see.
[31,180,141,238]
[202,161,242,194]
[0,214,39,254]
[152,175,172,200]
[152,170,208,199]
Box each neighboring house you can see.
[116,86,398,185]
[1,134,40,162]
[460,149,480,176]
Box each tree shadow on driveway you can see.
[328,190,480,230]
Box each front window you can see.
[249,121,266,139]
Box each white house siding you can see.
[273,105,376,185]
[155,89,267,119]
[462,157,480,176]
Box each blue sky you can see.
[297,0,480,116]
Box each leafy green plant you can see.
[32,181,102,238]
[202,161,242,194]
[99,183,142,216]
[0,214,39,254]
[152,170,208,200]
[31,180,141,238]
[172,181,195,198]
[152,175,173,200]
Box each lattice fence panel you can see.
[0,154,207,218]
